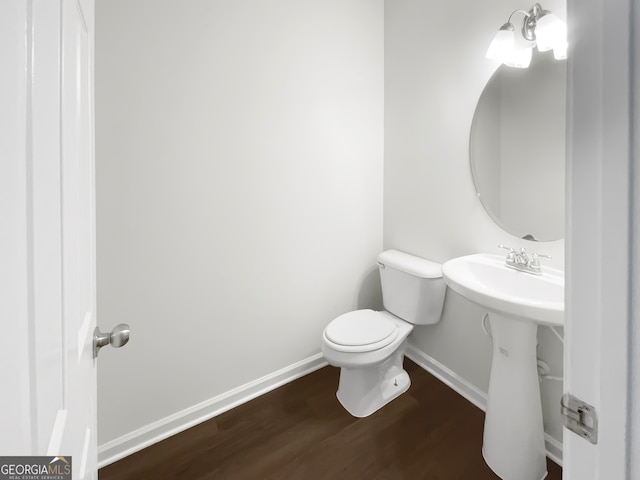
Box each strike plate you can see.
[561,393,598,444]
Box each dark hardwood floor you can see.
[99,359,562,479]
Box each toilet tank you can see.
[377,250,446,325]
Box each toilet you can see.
[321,249,446,417]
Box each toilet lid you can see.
[325,310,397,348]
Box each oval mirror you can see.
[470,53,566,241]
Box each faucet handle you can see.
[530,252,552,269]
[498,245,516,262]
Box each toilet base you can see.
[336,346,410,417]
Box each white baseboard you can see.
[405,343,488,410]
[98,353,328,468]
[405,343,563,467]
[543,434,563,467]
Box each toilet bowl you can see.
[321,250,446,417]
[322,309,414,417]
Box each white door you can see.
[564,0,637,478]
[59,0,98,477]
[1,1,104,478]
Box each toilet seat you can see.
[324,310,398,353]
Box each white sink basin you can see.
[442,253,564,326]
[442,253,565,480]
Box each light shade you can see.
[553,41,568,59]
[486,24,515,61]
[505,46,533,68]
[535,12,567,52]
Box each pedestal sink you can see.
[442,254,564,480]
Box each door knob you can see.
[94,324,130,358]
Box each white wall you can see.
[97,0,570,463]
[96,0,383,449]
[385,0,566,451]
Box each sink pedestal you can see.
[482,312,547,480]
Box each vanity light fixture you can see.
[486,3,567,68]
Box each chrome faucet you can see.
[498,245,551,275]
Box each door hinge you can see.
[561,393,598,444]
